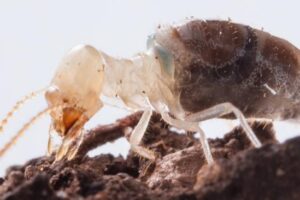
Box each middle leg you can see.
[160,111,214,164]
[150,101,214,164]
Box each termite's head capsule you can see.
[45,45,105,137]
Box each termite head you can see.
[45,45,105,137]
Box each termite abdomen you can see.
[154,19,300,120]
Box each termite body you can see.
[169,20,300,120]
[1,19,300,164]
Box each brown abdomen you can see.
[155,20,300,119]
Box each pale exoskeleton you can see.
[2,19,300,164]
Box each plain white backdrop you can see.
[1,0,300,176]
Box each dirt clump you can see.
[1,113,299,200]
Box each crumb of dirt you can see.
[1,113,299,200]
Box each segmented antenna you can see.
[0,88,46,134]
[0,105,64,157]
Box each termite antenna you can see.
[0,104,64,158]
[0,87,47,134]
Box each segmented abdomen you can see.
[155,19,300,119]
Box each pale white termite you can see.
[4,19,300,164]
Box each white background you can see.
[1,0,300,176]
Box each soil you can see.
[1,112,299,200]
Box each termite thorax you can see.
[101,50,162,109]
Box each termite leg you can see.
[129,109,156,160]
[185,102,262,148]
[47,124,55,156]
[160,111,214,165]
[150,100,213,164]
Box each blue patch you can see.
[153,44,174,77]
[146,34,174,78]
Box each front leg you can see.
[129,109,156,160]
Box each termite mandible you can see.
[1,19,300,164]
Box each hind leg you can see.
[185,102,262,148]
[153,102,261,164]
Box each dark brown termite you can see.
[1,19,299,165]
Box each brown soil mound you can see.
[1,112,299,200]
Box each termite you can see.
[1,19,299,164]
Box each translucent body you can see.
[45,19,300,161]
[2,19,299,163]
[153,20,300,120]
